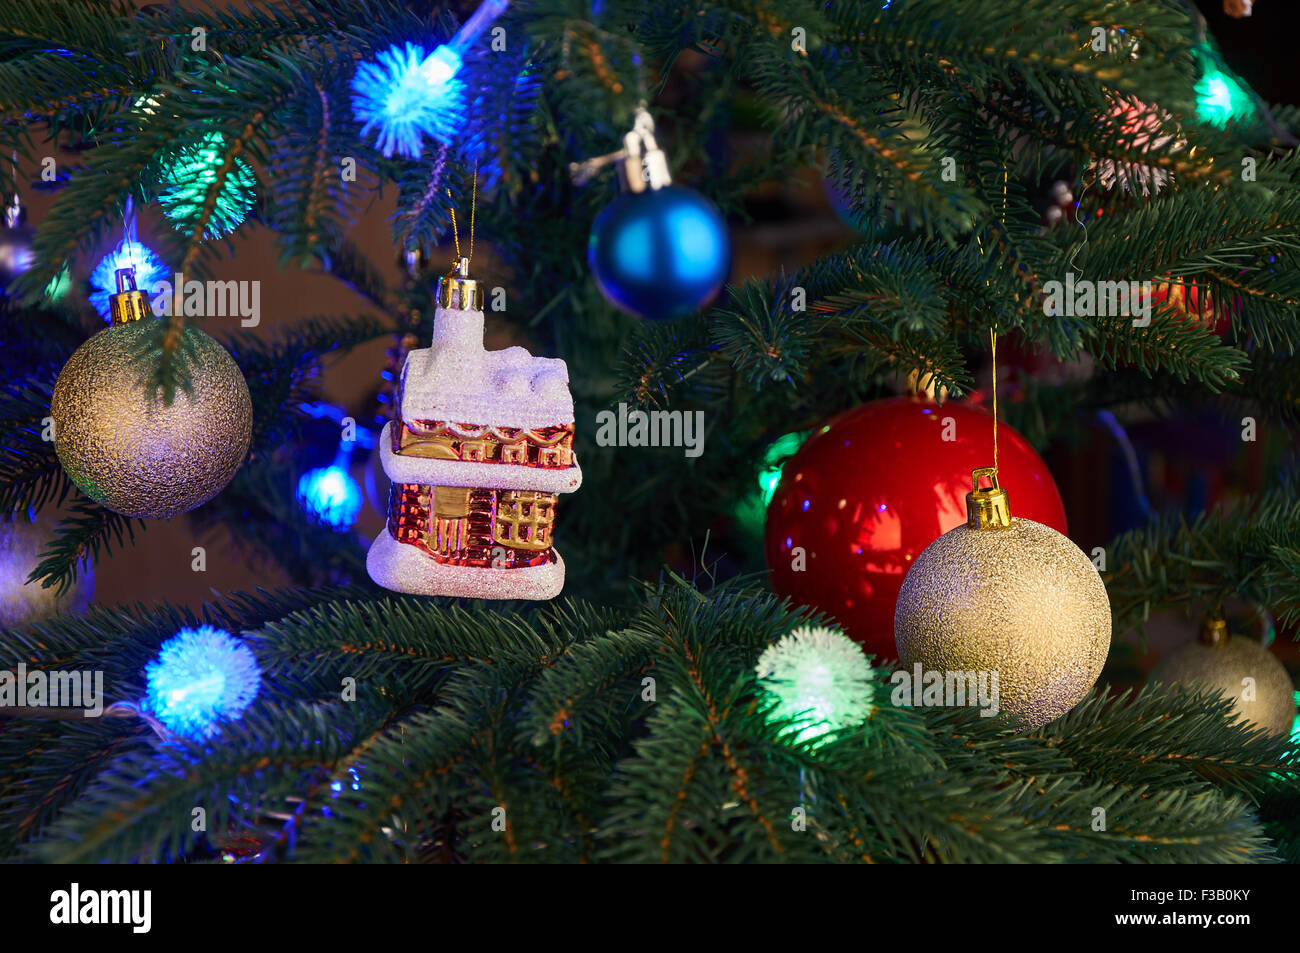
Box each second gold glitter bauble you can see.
[894,472,1111,730]
[1149,623,1294,737]
[51,320,252,519]
[0,512,94,628]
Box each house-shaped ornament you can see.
[367,258,582,599]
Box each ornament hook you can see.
[436,255,480,311]
[108,265,150,325]
[1199,614,1229,647]
[568,107,672,193]
[966,466,1011,530]
[115,267,138,294]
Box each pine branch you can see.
[1039,687,1299,799]
[389,144,462,253]
[26,497,143,596]
[29,702,362,863]
[266,55,375,268]
[0,374,68,518]
[1104,475,1300,629]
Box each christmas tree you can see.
[0,0,1297,865]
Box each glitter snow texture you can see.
[367,297,582,599]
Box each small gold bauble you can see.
[0,514,93,627]
[51,321,252,519]
[1149,629,1295,736]
[894,517,1111,729]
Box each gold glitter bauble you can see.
[51,321,252,519]
[1149,633,1294,736]
[894,517,1111,729]
[0,514,93,627]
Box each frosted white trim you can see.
[367,530,566,600]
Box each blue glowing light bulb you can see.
[143,626,261,739]
[351,42,464,159]
[297,455,363,529]
[351,0,511,157]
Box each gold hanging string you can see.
[448,190,460,264]
[987,167,1007,479]
[973,227,1000,479]
[468,164,476,263]
[990,326,998,477]
[977,166,1003,478]
[998,167,1008,475]
[446,165,478,269]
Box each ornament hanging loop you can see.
[620,107,671,193]
[446,165,477,272]
[569,149,626,185]
[441,165,480,309]
[569,107,672,193]
[1199,614,1229,647]
[109,267,150,326]
[437,256,480,310]
[966,466,1011,530]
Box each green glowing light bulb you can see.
[755,625,876,749]
[157,131,256,239]
[758,431,809,507]
[1194,53,1254,128]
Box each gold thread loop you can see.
[447,167,478,270]
[990,325,998,478]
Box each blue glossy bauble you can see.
[588,185,730,320]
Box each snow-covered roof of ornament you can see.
[399,311,574,430]
[381,260,582,494]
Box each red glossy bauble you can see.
[764,397,1068,659]
[1148,278,1233,337]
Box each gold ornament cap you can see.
[436,257,480,311]
[108,268,150,325]
[1199,615,1229,647]
[966,467,1011,530]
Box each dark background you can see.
[1196,0,1300,105]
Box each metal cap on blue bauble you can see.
[587,112,731,321]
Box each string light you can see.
[157,131,256,239]
[351,0,511,158]
[44,265,71,301]
[1194,48,1255,127]
[756,625,876,749]
[142,626,261,739]
[297,406,367,530]
[297,457,363,529]
[758,432,808,507]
